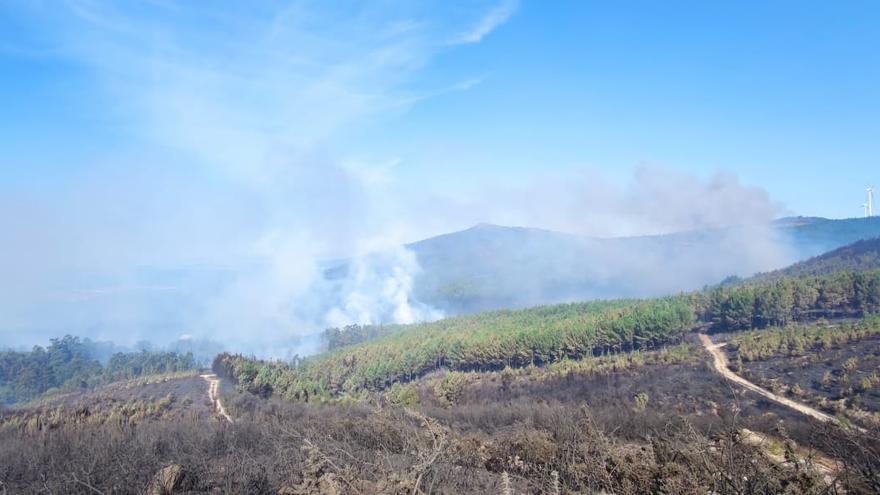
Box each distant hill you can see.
[772,216,880,253]
[406,223,599,313]
[388,216,880,314]
[738,236,880,285]
[322,225,880,351]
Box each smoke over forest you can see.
[0,1,863,358]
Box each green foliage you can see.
[322,324,403,351]
[746,237,880,284]
[543,343,692,377]
[857,374,878,393]
[701,270,880,331]
[0,336,197,405]
[434,372,470,407]
[0,336,100,404]
[387,382,420,408]
[822,370,833,387]
[221,269,880,402]
[216,298,696,400]
[103,351,196,383]
[728,317,880,362]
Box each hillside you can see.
[407,223,602,313]
[774,216,880,252]
[204,266,880,494]
[725,322,880,424]
[8,253,880,493]
[741,237,880,284]
[6,272,880,493]
[10,341,876,494]
[217,268,880,400]
[332,216,880,315]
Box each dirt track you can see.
[698,334,838,424]
[200,374,233,424]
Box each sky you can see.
[1,1,879,349]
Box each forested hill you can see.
[380,216,880,315]
[739,237,880,284]
[216,269,880,401]
[0,336,198,405]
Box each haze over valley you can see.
[10,214,880,357]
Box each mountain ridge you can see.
[738,236,880,285]
[397,216,880,314]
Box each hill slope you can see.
[218,268,880,399]
[395,217,880,314]
[742,237,880,284]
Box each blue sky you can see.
[1,0,879,348]
[2,1,879,225]
[342,1,880,216]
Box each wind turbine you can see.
[868,187,875,217]
[863,203,870,218]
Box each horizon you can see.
[413,214,880,242]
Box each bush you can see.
[633,392,649,412]
[434,372,470,407]
[388,383,420,408]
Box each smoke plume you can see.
[1,1,803,358]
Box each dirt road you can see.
[200,374,233,424]
[698,334,838,425]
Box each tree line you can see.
[215,298,696,400]
[322,324,402,351]
[324,269,880,350]
[700,270,880,331]
[727,316,880,362]
[0,335,197,404]
[217,270,880,402]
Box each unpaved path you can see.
[200,374,233,424]
[698,334,838,424]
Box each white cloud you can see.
[450,0,518,45]
[342,157,401,187]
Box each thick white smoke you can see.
[324,246,444,329]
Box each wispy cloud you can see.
[394,74,488,107]
[449,0,518,45]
